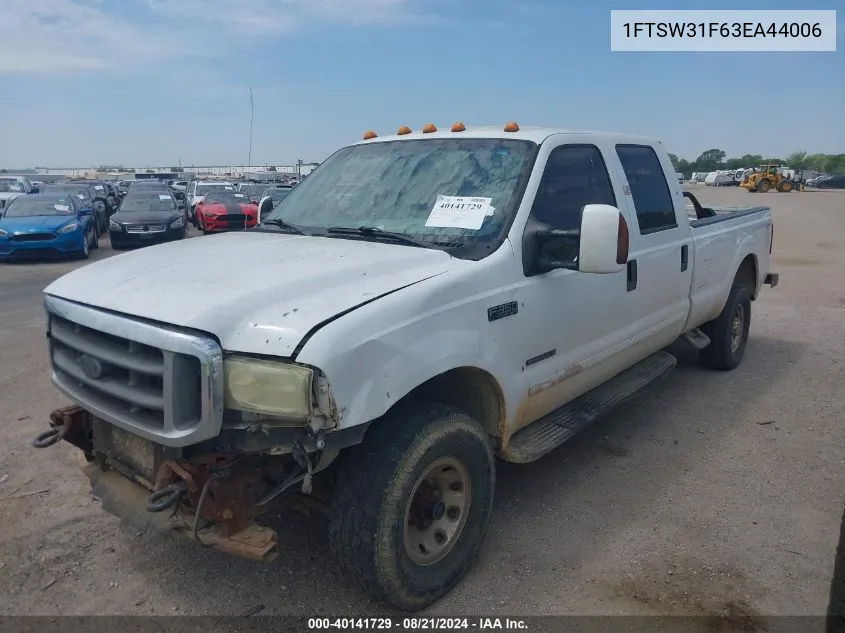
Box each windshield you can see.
[0,179,25,193]
[4,195,75,217]
[196,184,234,195]
[43,186,92,203]
[119,195,177,213]
[262,138,537,258]
[205,191,248,204]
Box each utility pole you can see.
[248,88,254,167]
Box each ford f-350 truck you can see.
[34,123,779,611]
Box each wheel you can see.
[328,402,495,611]
[79,229,91,260]
[699,284,751,370]
[757,178,772,193]
[778,180,794,193]
[827,505,845,633]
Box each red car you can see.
[195,191,258,234]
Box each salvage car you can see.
[33,123,779,611]
[0,192,98,261]
[187,180,236,225]
[108,192,187,249]
[195,190,257,233]
[0,175,34,212]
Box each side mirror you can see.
[257,196,274,223]
[530,204,628,276]
[577,204,628,274]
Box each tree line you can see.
[668,149,845,176]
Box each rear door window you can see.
[615,144,677,234]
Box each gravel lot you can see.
[0,189,843,622]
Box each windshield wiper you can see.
[260,218,307,235]
[324,226,429,248]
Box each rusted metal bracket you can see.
[34,405,92,451]
[152,453,280,561]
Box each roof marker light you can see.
[397,126,412,135]
[422,123,437,133]
[451,122,466,132]
[504,121,520,132]
[363,130,378,140]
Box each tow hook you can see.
[146,481,188,513]
[32,424,68,448]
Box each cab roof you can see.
[354,125,661,147]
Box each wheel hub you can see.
[403,457,471,566]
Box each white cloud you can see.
[0,0,434,74]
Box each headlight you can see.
[224,356,313,422]
[170,216,185,228]
[57,223,79,234]
[109,219,121,230]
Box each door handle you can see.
[681,244,689,272]
[627,259,638,292]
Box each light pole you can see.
[248,88,254,167]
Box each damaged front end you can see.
[33,400,363,563]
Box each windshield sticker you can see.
[159,194,171,200]
[425,195,493,231]
[94,185,104,190]
[54,205,70,212]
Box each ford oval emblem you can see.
[78,354,103,380]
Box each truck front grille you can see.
[45,295,224,447]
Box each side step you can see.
[681,327,711,350]
[500,351,677,464]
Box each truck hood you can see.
[44,231,454,356]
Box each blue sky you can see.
[0,0,841,168]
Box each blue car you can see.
[0,193,99,261]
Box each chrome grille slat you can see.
[52,346,165,411]
[50,317,165,375]
[45,295,224,447]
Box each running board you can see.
[681,328,711,350]
[500,351,677,464]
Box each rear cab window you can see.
[615,144,678,234]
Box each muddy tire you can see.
[328,401,495,611]
[827,505,845,632]
[699,284,751,371]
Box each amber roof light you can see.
[451,122,466,132]
[504,121,520,132]
[397,125,412,135]
[422,123,437,133]
[363,130,378,140]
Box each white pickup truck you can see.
[35,123,778,611]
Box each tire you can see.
[328,401,495,611]
[757,179,772,193]
[699,284,751,370]
[79,229,91,260]
[827,505,845,633]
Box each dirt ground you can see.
[0,188,843,621]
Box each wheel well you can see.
[734,255,758,300]
[399,367,505,441]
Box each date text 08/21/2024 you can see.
[307,618,529,630]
